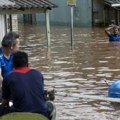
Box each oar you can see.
[55,92,120,103]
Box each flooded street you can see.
[19,24,120,120]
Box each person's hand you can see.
[117,26,120,29]
[109,24,116,27]
[109,23,114,27]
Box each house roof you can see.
[104,0,120,8]
[0,0,57,10]
[0,0,15,7]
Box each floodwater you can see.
[19,24,120,120]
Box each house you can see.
[0,0,57,46]
[104,0,120,25]
[93,0,120,26]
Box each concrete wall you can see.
[92,0,104,26]
[17,0,120,27]
[36,0,92,27]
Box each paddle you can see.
[55,92,120,103]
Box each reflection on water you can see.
[19,24,120,120]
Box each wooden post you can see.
[70,6,74,47]
[4,15,7,33]
[9,14,12,31]
[45,10,51,47]
[103,9,106,26]
[117,10,119,25]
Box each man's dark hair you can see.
[13,51,28,68]
[2,32,19,47]
[113,25,118,30]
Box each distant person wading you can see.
[105,24,120,41]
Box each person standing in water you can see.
[105,25,120,41]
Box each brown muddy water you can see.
[19,24,120,120]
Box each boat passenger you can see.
[0,32,20,86]
[0,51,55,120]
[105,25,120,41]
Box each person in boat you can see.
[0,51,55,120]
[105,25,120,41]
[0,32,20,86]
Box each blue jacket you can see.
[0,48,13,78]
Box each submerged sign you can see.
[67,0,76,6]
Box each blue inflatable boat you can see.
[108,80,120,98]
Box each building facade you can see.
[92,0,119,26]
[36,0,92,27]
[20,0,120,27]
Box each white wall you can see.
[0,14,18,45]
[12,14,18,32]
[0,15,6,42]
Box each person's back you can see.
[2,51,50,119]
[0,51,56,120]
[3,67,48,117]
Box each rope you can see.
[55,92,120,103]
